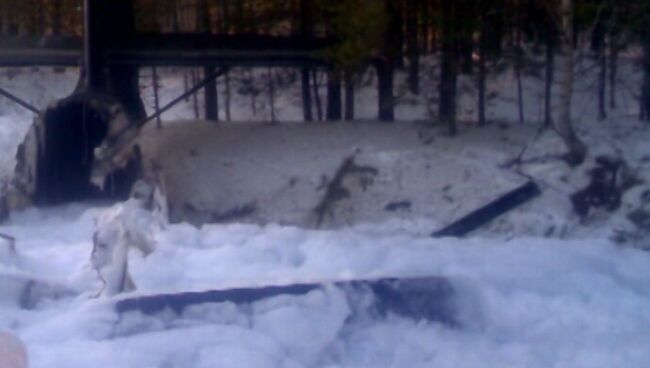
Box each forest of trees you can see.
[0,0,649,164]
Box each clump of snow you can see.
[91,186,165,296]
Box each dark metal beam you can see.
[84,0,104,90]
[0,86,40,114]
[0,35,81,66]
[0,34,331,67]
[139,67,228,127]
[115,277,457,324]
[432,181,541,237]
[105,50,326,67]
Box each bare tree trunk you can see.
[200,0,218,122]
[326,68,342,121]
[544,35,554,127]
[514,3,524,125]
[312,70,323,121]
[406,0,420,95]
[234,0,245,32]
[609,43,618,109]
[225,70,231,121]
[172,0,180,32]
[268,67,276,122]
[378,0,398,122]
[478,30,487,127]
[152,67,162,128]
[477,1,488,127]
[204,67,219,121]
[344,69,355,121]
[598,43,607,120]
[513,0,525,124]
[216,0,228,33]
[52,0,62,34]
[516,61,524,124]
[641,41,650,122]
[419,0,430,54]
[0,3,7,35]
[457,6,474,75]
[377,61,395,121]
[555,0,586,165]
[191,69,200,119]
[439,0,458,136]
[392,0,405,69]
[40,0,47,34]
[216,0,231,120]
[301,68,313,121]
[300,0,313,121]
[183,71,190,102]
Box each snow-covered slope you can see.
[134,120,529,230]
[1,204,650,368]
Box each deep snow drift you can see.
[1,204,650,368]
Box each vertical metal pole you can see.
[84,0,102,91]
[83,0,91,90]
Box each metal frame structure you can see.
[0,0,331,114]
[0,34,330,68]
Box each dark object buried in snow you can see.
[384,200,412,212]
[627,209,650,232]
[432,181,541,237]
[115,276,457,324]
[570,156,641,218]
[0,271,76,310]
[313,155,379,228]
[12,93,138,206]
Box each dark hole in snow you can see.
[34,99,135,205]
[569,156,639,218]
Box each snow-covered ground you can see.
[1,50,650,367]
[2,204,650,368]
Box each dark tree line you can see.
[1,0,650,163]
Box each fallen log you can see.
[432,181,541,237]
[115,276,456,324]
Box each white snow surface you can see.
[1,204,649,368]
